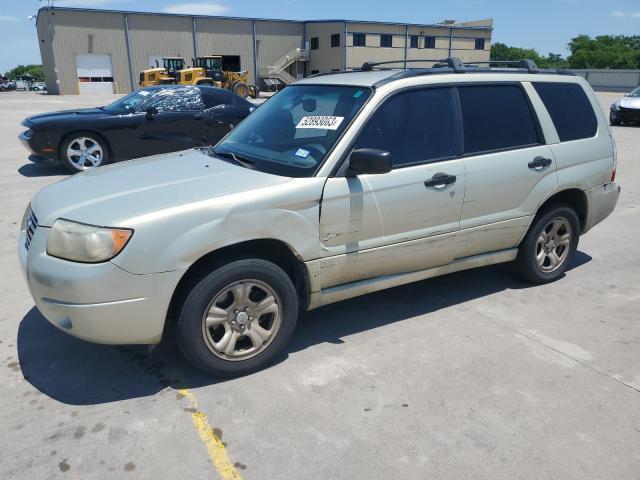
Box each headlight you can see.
[46,219,133,263]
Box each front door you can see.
[122,87,206,158]
[317,87,465,289]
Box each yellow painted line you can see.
[179,388,243,480]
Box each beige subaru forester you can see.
[19,58,620,376]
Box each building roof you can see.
[36,6,492,31]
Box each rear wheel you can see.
[177,259,298,377]
[513,204,580,284]
[60,131,109,173]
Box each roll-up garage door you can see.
[76,54,114,94]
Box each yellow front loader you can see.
[138,57,185,87]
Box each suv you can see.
[19,59,619,377]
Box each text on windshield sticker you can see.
[296,116,344,130]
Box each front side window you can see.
[353,87,459,168]
[533,82,597,141]
[215,85,371,177]
[353,33,366,47]
[458,85,540,155]
[331,33,341,48]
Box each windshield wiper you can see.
[212,149,256,169]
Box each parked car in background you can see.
[19,60,619,377]
[19,85,255,173]
[610,86,640,125]
[30,82,47,91]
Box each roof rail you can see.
[463,59,539,73]
[361,57,466,73]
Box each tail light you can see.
[611,168,616,182]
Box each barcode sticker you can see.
[296,116,344,130]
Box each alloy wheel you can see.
[66,136,104,170]
[201,279,282,361]
[535,217,573,273]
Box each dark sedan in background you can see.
[19,85,255,173]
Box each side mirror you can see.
[346,148,392,176]
[145,106,159,119]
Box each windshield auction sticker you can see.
[296,116,344,130]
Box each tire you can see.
[249,85,260,99]
[232,81,249,98]
[610,112,621,126]
[513,204,580,284]
[177,259,299,377]
[60,131,109,173]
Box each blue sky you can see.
[2,0,640,73]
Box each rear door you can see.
[317,87,466,289]
[456,83,558,258]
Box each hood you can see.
[23,107,109,126]
[31,149,291,227]
[618,96,640,109]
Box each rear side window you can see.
[354,87,459,167]
[533,82,598,141]
[458,85,539,155]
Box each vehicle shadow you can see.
[18,162,68,178]
[17,251,591,406]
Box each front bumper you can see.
[19,226,185,345]
[18,129,57,161]
[611,107,640,123]
[583,182,620,234]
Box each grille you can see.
[24,209,38,251]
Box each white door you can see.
[76,54,114,94]
[317,87,465,289]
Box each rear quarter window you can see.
[533,82,598,141]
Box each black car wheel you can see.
[60,131,109,173]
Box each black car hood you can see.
[23,107,111,126]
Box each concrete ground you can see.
[0,90,638,479]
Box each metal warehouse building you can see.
[36,6,493,95]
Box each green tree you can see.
[490,42,568,69]
[4,64,45,81]
[567,35,640,69]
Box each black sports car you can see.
[19,85,255,173]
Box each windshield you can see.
[102,89,156,113]
[214,85,371,177]
[628,87,640,98]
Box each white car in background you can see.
[610,86,640,125]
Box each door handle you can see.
[528,156,552,170]
[424,173,456,189]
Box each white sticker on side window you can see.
[296,116,344,130]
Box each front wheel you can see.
[60,132,109,173]
[177,259,299,377]
[513,204,580,284]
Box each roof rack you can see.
[462,59,539,73]
[361,57,467,73]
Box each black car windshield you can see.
[213,85,371,177]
